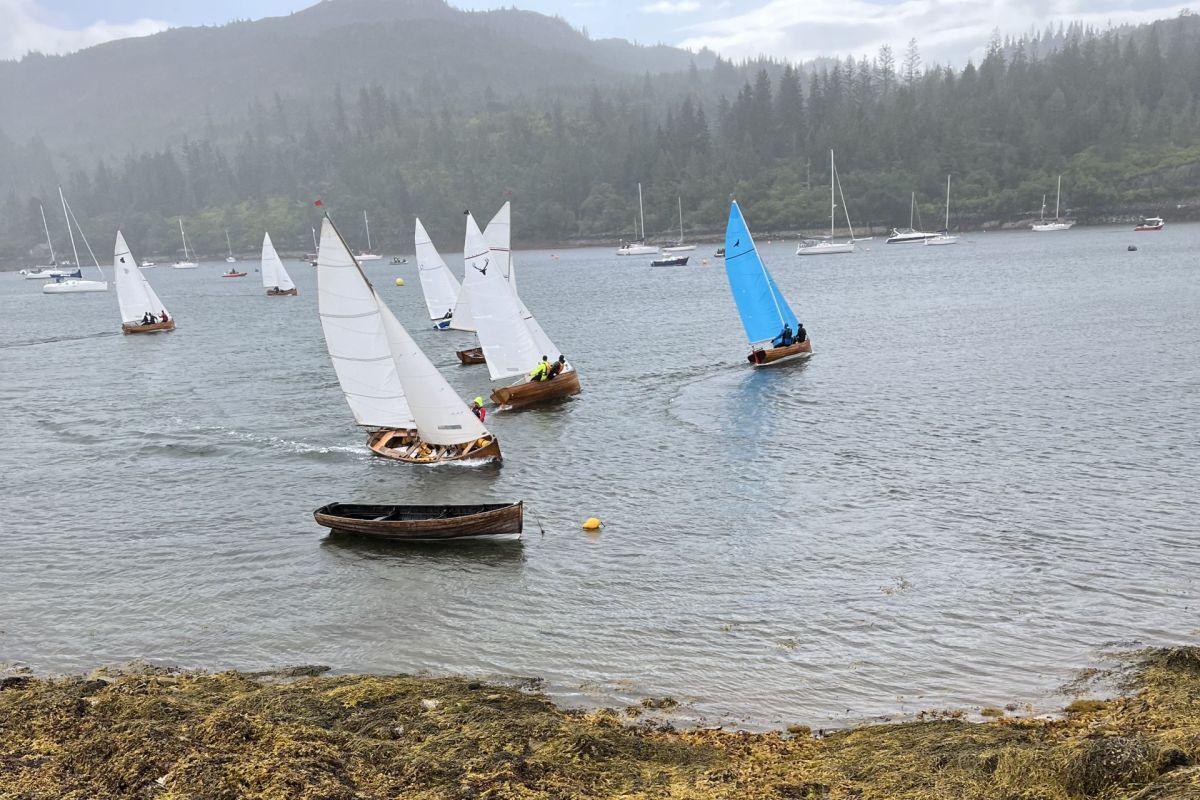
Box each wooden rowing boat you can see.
[748,339,812,366]
[314,501,523,541]
[490,368,581,410]
[267,287,298,296]
[122,319,176,335]
[367,429,501,463]
[457,347,485,365]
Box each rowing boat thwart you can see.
[314,501,523,541]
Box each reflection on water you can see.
[2,226,1199,728]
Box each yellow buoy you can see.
[394,277,405,286]
[582,517,602,530]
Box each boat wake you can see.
[203,427,366,460]
[0,331,118,349]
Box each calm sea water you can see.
[1,225,1197,729]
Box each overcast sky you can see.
[2,0,1193,65]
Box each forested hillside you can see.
[3,0,1200,261]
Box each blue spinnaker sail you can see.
[723,201,798,346]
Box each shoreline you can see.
[2,647,1197,798]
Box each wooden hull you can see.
[457,347,485,365]
[122,320,176,335]
[315,501,523,541]
[266,287,298,295]
[748,339,812,366]
[491,369,581,410]
[368,429,502,464]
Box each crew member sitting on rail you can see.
[160,310,169,323]
[530,355,550,381]
[141,312,152,325]
[772,323,795,348]
[547,355,566,380]
[795,322,807,343]
[470,396,486,422]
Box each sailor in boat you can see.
[471,397,486,422]
[547,355,566,380]
[796,322,807,343]
[141,312,159,325]
[160,309,169,323]
[772,323,796,348]
[530,355,551,381]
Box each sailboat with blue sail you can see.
[723,200,812,366]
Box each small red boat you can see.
[1134,217,1164,231]
[221,270,248,278]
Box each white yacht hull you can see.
[172,262,198,269]
[616,244,657,256]
[661,244,696,254]
[1031,222,1074,232]
[43,280,108,293]
[924,234,959,246]
[796,241,855,255]
[886,231,936,244]
[357,253,383,261]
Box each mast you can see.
[58,187,80,270]
[909,192,915,229]
[62,191,103,277]
[829,150,836,238]
[178,218,189,260]
[1040,195,1047,223]
[312,226,318,252]
[678,196,684,243]
[1055,175,1062,220]
[944,174,951,230]
[225,230,233,258]
[637,183,645,242]
[363,210,372,251]
[39,203,56,265]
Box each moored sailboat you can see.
[261,233,297,295]
[886,192,936,243]
[114,232,174,334]
[661,197,696,254]
[616,183,658,255]
[414,218,461,329]
[172,218,198,268]
[317,216,500,464]
[225,230,238,263]
[723,200,812,366]
[797,150,856,255]
[462,208,580,410]
[43,187,108,293]
[357,210,384,260]
[1031,175,1074,231]
[925,174,959,246]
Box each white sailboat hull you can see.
[886,230,936,244]
[21,268,78,280]
[661,244,696,254]
[172,262,198,269]
[796,240,855,255]
[1031,221,1074,232]
[616,244,657,256]
[924,234,959,246]
[43,279,108,293]
[357,253,384,261]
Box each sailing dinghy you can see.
[415,218,461,329]
[317,216,500,464]
[261,233,297,295]
[462,208,580,410]
[115,231,174,334]
[723,201,812,366]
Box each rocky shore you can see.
[1,647,1197,799]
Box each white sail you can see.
[414,218,461,321]
[114,231,167,322]
[483,203,562,361]
[462,212,543,381]
[260,233,294,291]
[375,290,490,446]
[316,218,415,430]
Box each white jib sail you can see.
[414,218,461,321]
[316,218,416,430]
[261,233,294,291]
[114,231,167,322]
[462,212,542,381]
[483,203,562,362]
[375,290,490,446]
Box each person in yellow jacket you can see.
[529,355,550,381]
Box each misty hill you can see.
[0,0,713,159]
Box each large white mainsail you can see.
[316,218,415,430]
[375,291,490,446]
[261,233,295,291]
[114,231,167,322]
[462,211,542,381]
[482,202,561,361]
[414,218,461,322]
